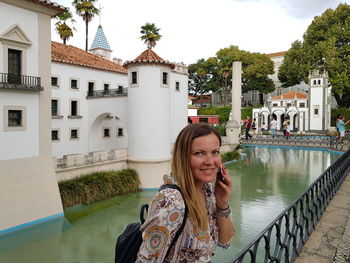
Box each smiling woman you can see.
[134,123,234,263]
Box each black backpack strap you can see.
[159,184,188,259]
[140,204,149,224]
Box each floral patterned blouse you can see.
[136,176,231,263]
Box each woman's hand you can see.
[214,165,232,209]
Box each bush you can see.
[58,169,140,208]
[213,124,226,136]
[198,106,255,125]
[221,150,241,163]
[262,130,270,135]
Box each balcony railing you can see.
[0,73,43,91]
[86,88,128,98]
[230,149,350,263]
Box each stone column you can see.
[226,61,242,147]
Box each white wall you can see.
[51,63,127,158]
[0,90,39,160]
[0,2,39,76]
[170,70,188,143]
[309,87,324,130]
[88,98,128,152]
[127,65,171,160]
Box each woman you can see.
[136,123,234,262]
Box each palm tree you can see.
[55,11,76,44]
[140,23,162,49]
[72,0,99,51]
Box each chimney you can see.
[112,57,123,65]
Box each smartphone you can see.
[217,166,224,182]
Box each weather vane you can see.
[99,3,103,26]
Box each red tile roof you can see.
[271,91,307,100]
[51,42,127,74]
[30,0,68,15]
[266,51,287,58]
[124,48,175,69]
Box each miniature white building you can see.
[51,25,188,188]
[0,0,66,234]
[252,71,331,132]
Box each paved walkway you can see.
[294,174,350,263]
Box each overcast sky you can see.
[52,0,346,65]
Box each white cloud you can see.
[52,0,345,65]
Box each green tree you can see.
[140,23,162,49]
[189,46,274,106]
[279,3,350,107]
[278,40,310,87]
[188,59,215,106]
[72,0,99,51]
[55,11,76,44]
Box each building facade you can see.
[51,34,188,188]
[252,71,331,132]
[0,0,66,234]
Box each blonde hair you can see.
[172,123,221,231]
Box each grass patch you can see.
[58,169,140,209]
[221,150,241,163]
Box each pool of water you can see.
[0,146,342,263]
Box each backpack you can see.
[115,184,188,263]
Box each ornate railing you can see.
[230,149,350,263]
[242,135,333,148]
[86,87,128,98]
[0,73,43,91]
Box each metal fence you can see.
[230,149,350,263]
[0,72,41,87]
[87,87,128,98]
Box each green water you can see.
[0,146,341,263]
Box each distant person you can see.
[336,114,341,140]
[260,122,266,133]
[244,116,252,140]
[270,117,278,138]
[285,120,291,139]
[252,118,257,135]
[282,118,288,137]
[337,116,350,143]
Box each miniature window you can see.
[103,128,110,138]
[104,83,109,91]
[175,81,180,91]
[132,72,137,84]
[117,128,123,137]
[71,100,78,116]
[162,72,168,85]
[3,105,26,131]
[51,99,58,116]
[199,117,208,123]
[51,77,58,87]
[70,129,79,139]
[117,85,123,93]
[8,110,22,127]
[71,79,78,89]
[51,130,59,141]
[88,82,94,96]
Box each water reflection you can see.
[0,147,341,263]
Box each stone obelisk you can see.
[226,61,242,147]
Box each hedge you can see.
[58,169,140,208]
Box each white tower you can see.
[124,49,175,188]
[308,70,331,131]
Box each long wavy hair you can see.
[172,123,221,231]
